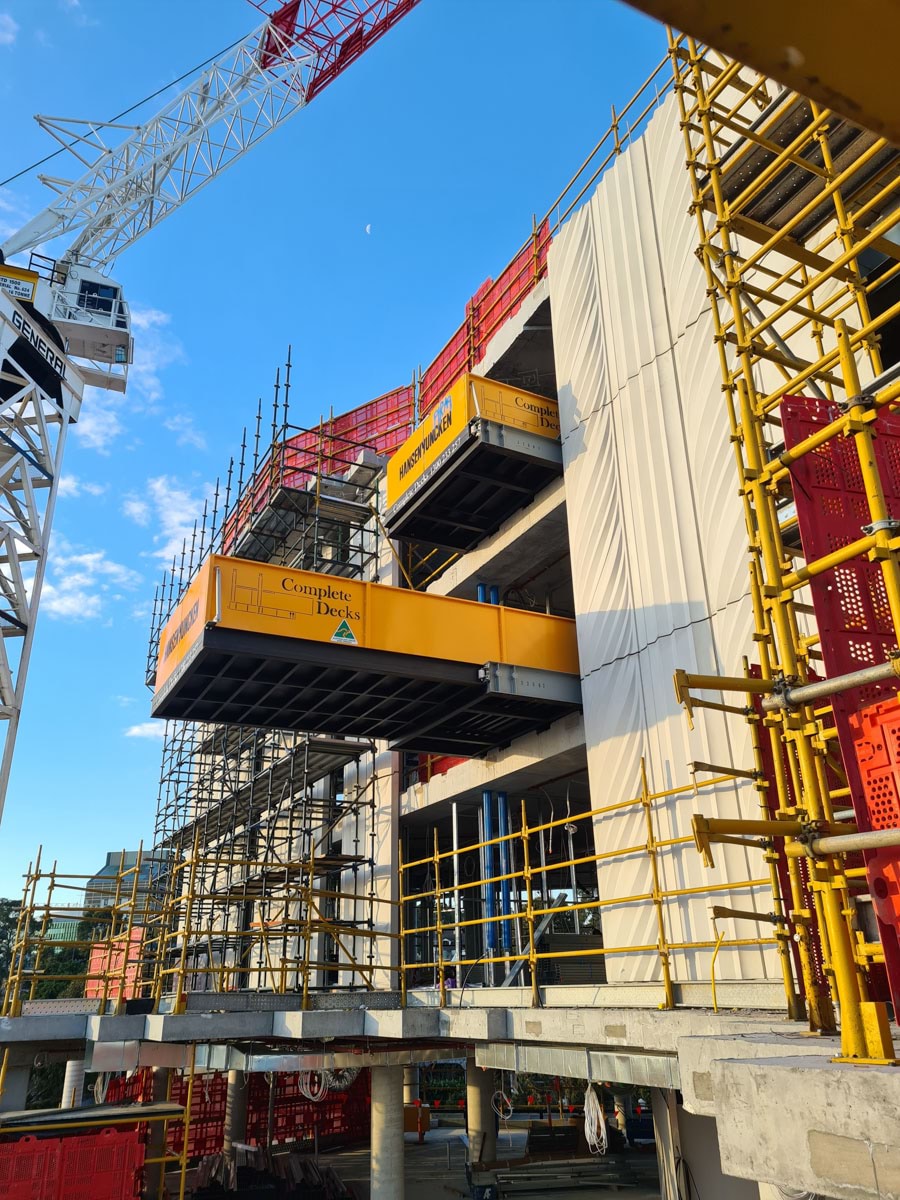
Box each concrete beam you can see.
[477,1040,679,1089]
[475,278,551,378]
[427,476,568,605]
[714,1054,900,1200]
[677,1032,839,1116]
[401,710,586,817]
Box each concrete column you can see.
[402,1065,420,1104]
[223,1069,250,1186]
[465,1057,496,1165]
[651,1088,681,1200]
[0,1065,30,1112]
[371,1065,404,1200]
[142,1067,171,1200]
[60,1058,85,1109]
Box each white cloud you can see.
[0,14,18,45]
[74,387,124,454]
[0,189,30,241]
[123,474,213,562]
[124,721,165,740]
[115,695,136,707]
[73,307,184,452]
[129,307,184,405]
[164,412,207,451]
[42,535,142,621]
[122,496,150,525]
[58,475,106,498]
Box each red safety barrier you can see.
[417,753,468,782]
[105,1071,150,1105]
[0,1128,143,1200]
[0,1135,61,1200]
[419,219,551,419]
[103,1067,371,1162]
[782,395,900,1011]
[221,383,415,555]
[57,1127,144,1200]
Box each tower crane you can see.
[0,0,420,821]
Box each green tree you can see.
[0,897,39,994]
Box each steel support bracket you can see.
[861,517,900,536]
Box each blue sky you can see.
[0,0,665,896]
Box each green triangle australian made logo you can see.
[331,619,358,645]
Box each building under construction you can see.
[4,23,900,1200]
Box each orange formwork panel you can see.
[151,557,581,754]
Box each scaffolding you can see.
[2,846,160,1018]
[141,355,413,1006]
[670,32,900,1061]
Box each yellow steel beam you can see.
[635,1,900,143]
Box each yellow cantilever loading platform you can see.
[384,373,562,550]
[151,556,581,754]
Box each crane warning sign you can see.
[0,266,38,304]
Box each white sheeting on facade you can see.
[549,93,779,985]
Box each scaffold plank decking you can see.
[384,373,562,550]
[150,556,580,751]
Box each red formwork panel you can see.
[781,394,900,1010]
[56,1128,144,1200]
[0,1135,61,1200]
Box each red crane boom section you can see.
[254,0,421,92]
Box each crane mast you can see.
[0,0,419,822]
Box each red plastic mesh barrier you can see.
[0,1135,61,1200]
[0,1129,143,1200]
[221,383,415,554]
[417,753,468,781]
[419,220,551,418]
[781,394,900,1009]
[57,1128,144,1200]
[108,1067,370,1158]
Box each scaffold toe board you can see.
[384,373,562,551]
[150,555,580,752]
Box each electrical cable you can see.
[297,1068,329,1102]
[583,1082,608,1156]
[1,33,248,189]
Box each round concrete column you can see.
[60,1058,85,1109]
[402,1065,420,1104]
[371,1065,404,1200]
[223,1069,250,1182]
[465,1056,496,1165]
